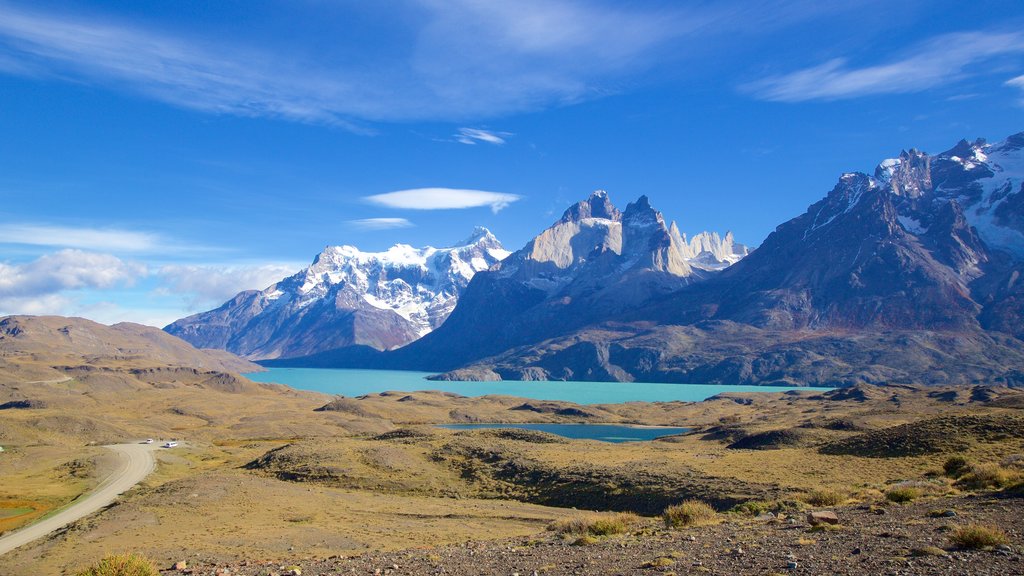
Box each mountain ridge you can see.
[423,131,1024,385]
[165,229,510,359]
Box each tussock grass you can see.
[641,557,675,568]
[886,486,922,503]
[663,500,717,528]
[730,499,804,517]
[75,553,158,576]
[949,524,1009,549]
[885,479,947,502]
[955,463,1016,490]
[802,489,845,507]
[943,456,970,478]
[548,512,641,536]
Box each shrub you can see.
[76,554,158,576]
[803,489,845,507]
[548,512,640,536]
[1001,454,1024,471]
[943,456,970,478]
[886,486,922,503]
[949,524,1010,549]
[730,499,804,517]
[955,463,1013,490]
[663,500,717,528]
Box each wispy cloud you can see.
[0,224,164,253]
[155,262,301,310]
[347,217,415,231]
[365,188,522,213]
[744,31,1024,102]
[0,1,815,125]
[455,128,513,145]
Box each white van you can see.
[162,441,178,448]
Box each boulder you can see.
[806,510,840,525]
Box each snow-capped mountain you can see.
[366,191,751,372]
[165,228,509,359]
[423,132,1024,386]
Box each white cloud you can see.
[347,218,415,231]
[0,249,146,298]
[455,128,512,145]
[0,1,777,125]
[745,31,1024,102]
[0,293,73,316]
[156,263,301,310]
[364,188,522,213]
[0,224,162,252]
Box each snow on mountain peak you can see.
[275,230,510,335]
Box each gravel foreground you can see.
[161,493,1023,576]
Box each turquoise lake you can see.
[245,368,830,405]
[438,423,690,443]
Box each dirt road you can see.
[0,443,158,556]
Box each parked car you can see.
[162,441,178,448]
[142,439,154,444]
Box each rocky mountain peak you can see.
[458,226,499,248]
[622,195,659,225]
[560,190,621,223]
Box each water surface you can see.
[246,367,829,405]
[438,423,690,443]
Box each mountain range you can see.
[165,228,510,359]
[423,132,1024,385]
[172,132,1024,386]
[167,196,748,364]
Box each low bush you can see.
[943,456,970,478]
[663,500,717,528]
[730,499,804,517]
[548,512,640,537]
[949,524,1010,549]
[886,486,922,503]
[803,489,845,507]
[76,554,158,576]
[955,463,1014,490]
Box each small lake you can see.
[437,423,690,443]
[246,367,830,405]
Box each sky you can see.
[1,0,1023,327]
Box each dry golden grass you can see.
[75,553,158,576]
[950,524,1010,549]
[548,512,641,536]
[886,486,922,503]
[955,463,1018,490]
[663,500,717,528]
[802,489,845,507]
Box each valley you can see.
[1,315,1023,574]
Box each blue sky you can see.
[1,0,1022,327]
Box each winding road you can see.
[0,443,158,556]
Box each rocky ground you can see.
[162,493,1023,576]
